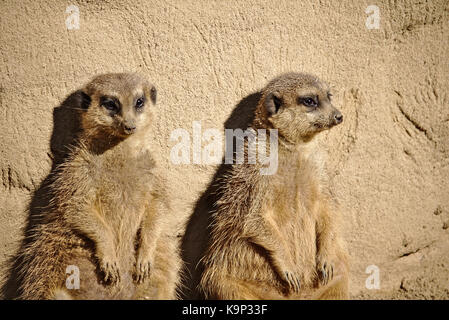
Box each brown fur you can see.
[199,72,349,300]
[12,73,181,299]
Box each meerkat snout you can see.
[328,107,343,127]
[122,119,137,135]
[333,110,343,125]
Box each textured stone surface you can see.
[0,0,448,299]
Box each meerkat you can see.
[198,72,349,300]
[12,73,181,299]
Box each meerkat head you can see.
[78,73,157,139]
[259,72,342,144]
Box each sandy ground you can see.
[0,0,448,299]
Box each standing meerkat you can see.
[13,73,181,299]
[199,72,349,300]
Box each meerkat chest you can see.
[266,169,319,270]
[268,180,317,231]
[270,159,319,219]
[91,151,155,220]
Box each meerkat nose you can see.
[123,124,137,134]
[334,112,343,124]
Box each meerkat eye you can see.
[100,98,119,113]
[135,97,145,110]
[327,93,332,100]
[300,96,318,108]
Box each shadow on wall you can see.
[180,91,262,299]
[1,90,86,299]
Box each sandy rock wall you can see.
[0,0,448,299]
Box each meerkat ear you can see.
[73,90,92,110]
[150,86,157,104]
[264,92,282,115]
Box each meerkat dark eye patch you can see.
[298,96,318,108]
[100,96,120,114]
[327,92,332,100]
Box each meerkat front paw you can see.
[134,254,153,284]
[317,257,334,286]
[98,253,121,285]
[282,270,302,293]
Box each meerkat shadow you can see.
[1,90,86,299]
[180,91,262,299]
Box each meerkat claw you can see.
[284,271,301,293]
[134,259,151,284]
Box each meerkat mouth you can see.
[314,120,339,130]
[313,122,331,130]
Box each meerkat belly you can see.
[269,191,318,283]
[287,211,317,284]
[94,170,151,265]
[216,239,276,284]
[97,195,145,260]
[293,187,320,284]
